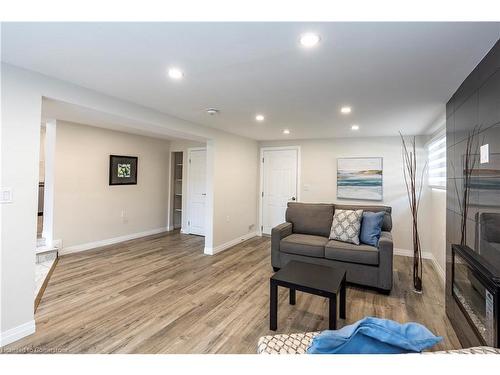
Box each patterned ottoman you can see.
[428,346,500,354]
[257,332,500,354]
[257,332,319,354]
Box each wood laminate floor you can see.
[3,231,460,353]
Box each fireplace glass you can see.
[453,251,495,346]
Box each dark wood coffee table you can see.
[270,260,346,331]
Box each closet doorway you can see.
[171,151,183,230]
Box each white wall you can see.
[54,121,171,251]
[0,63,259,343]
[211,133,260,249]
[1,65,40,344]
[426,122,447,284]
[167,136,259,248]
[429,188,446,283]
[259,136,432,253]
[39,125,45,182]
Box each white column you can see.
[203,139,215,254]
[42,119,56,248]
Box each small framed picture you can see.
[109,155,138,185]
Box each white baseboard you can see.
[59,227,169,255]
[180,228,189,234]
[394,248,445,284]
[429,256,446,285]
[0,320,35,347]
[204,231,258,255]
[393,248,433,260]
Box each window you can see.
[427,132,446,189]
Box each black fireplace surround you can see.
[446,38,500,348]
[451,244,500,347]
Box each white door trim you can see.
[259,146,301,236]
[41,119,56,248]
[167,151,175,232]
[186,147,207,235]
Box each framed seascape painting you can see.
[337,157,383,201]
[109,155,138,185]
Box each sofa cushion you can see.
[286,203,334,237]
[325,240,379,265]
[335,204,392,232]
[257,332,320,354]
[329,209,363,245]
[280,234,329,258]
[360,211,385,246]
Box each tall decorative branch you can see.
[400,133,427,293]
[451,126,481,246]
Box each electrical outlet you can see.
[225,215,230,223]
[0,187,13,203]
[121,209,128,223]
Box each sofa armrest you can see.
[271,222,293,268]
[379,231,393,249]
[272,222,293,240]
[377,231,393,291]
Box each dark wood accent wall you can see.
[446,38,500,348]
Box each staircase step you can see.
[34,258,58,312]
[36,245,58,254]
[36,249,57,264]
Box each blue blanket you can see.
[307,317,442,354]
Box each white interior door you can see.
[261,148,298,235]
[188,149,207,236]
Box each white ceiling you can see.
[41,98,207,142]
[2,22,499,140]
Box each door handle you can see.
[290,197,296,201]
[202,193,206,196]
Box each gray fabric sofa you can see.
[271,202,393,293]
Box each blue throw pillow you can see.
[307,317,442,354]
[360,211,385,246]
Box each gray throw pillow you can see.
[329,209,363,245]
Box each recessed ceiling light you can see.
[300,33,321,48]
[351,124,360,131]
[255,114,265,122]
[283,129,290,135]
[206,108,219,115]
[167,67,184,80]
[341,106,352,114]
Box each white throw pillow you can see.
[329,209,363,245]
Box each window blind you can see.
[427,132,446,189]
